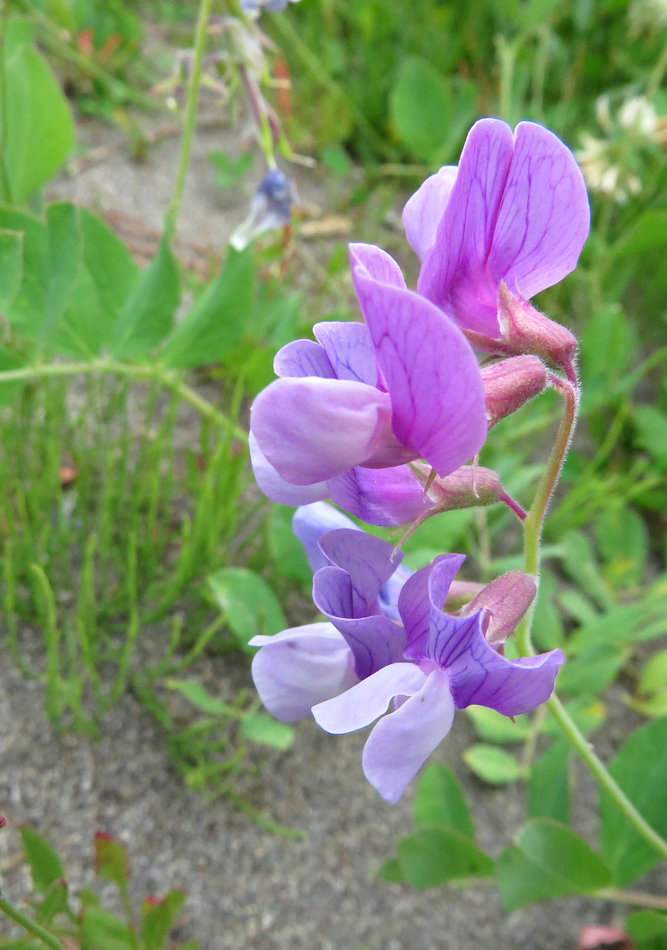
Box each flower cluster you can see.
[247,117,589,800]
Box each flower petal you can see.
[249,432,328,505]
[250,622,359,721]
[328,465,432,527]
[403,165,457,262]
[274,339,335,378]
[401,554,466,661]
[489,122,590,301]
[250,376,396,484]
[312,662,426,733]
[418,118,514,336]
[292,502,358,573]
[362,669,455,803]
[449,647,565,716]
[317,528,402,607]
[312,321,378,386]
[350,246,488,476]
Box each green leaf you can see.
[241,713,295,749]
[268,505,312,588]
[0,346,27,407]
[43,203,84,353]
[397,827,494,888]
[0,229,23,309]
[390,57,475,162]
[614,210,667,258]
[93,833,129,888]
[141,891,187,950]
[595,506,648,587]
[599,717,667,885]
[0,41,75,203]
[413,763,475,839]
[462,744,524,785]
[34,877,69,926]
[207,567,286,651]
[375,857,403,883]
[19,828,65,894]
[81,907,137,950]
[528,741,571,824]
[634,405,667,470]
[165,679,234,717]
[109,234,179,359]
[160,246,254,369]
[625,911,667,942]
[497,819,611,911]
[556,642,627,697]
[465,706,531,744]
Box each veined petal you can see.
[351,254,488,476]
[317,528,402,608]
[292,503,358,573]
[490,122,590,300]
[418,118,514,336]
[349,242,407,290]
[449,646,565,715]
[250,376,395,484]
[274,339,335,378]
[401,555,466,661]
[250,622,359,722]
[362,669,455,803]
[249,432,328,505]
[403,165,457,262]
[328,465,432,527]
[312,661,426,734]
[313,321,378,386]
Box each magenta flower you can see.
[313,551,563,803]
[404,118,590,339]
[249,244,488,524]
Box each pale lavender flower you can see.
[241,0,300,14]
[311,545,563,803]
[404,118,590,339]
[249,243,488,524]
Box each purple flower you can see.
[229,168,296,251]
[312,551,564,803]
[250,524,561,801]
[249,243,488,524]
[404,118,590,339]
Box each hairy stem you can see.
[516,370,667,863]
[0,892,67,950]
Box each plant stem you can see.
[547,693,667,861]
[0,360,247,441]
[0,892,67,950]
[594,887,667,912]
[0,0,13,202]
[516,370,667,863]
[165,0,215,238]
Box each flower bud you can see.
[412,463,504,511]
[481,355,547,427]
[497,284,578,380]
[461,570,537,643]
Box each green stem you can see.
[0,892,67,950]
[548,693,667,862]
[0,359,247,441]
[165,0,215,238]
[515,373,578,656]
[516,371,667,863]
[0,0,13,203]
[594,887,667,912]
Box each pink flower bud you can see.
[578,924,633,950]
[461,570,537,643]
[0,816,6,829]
[481,355,548,427]
[497,283,578,379]
[412,463,504,511]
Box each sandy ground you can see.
[0,114,662,950]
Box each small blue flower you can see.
[229,168,296,250]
